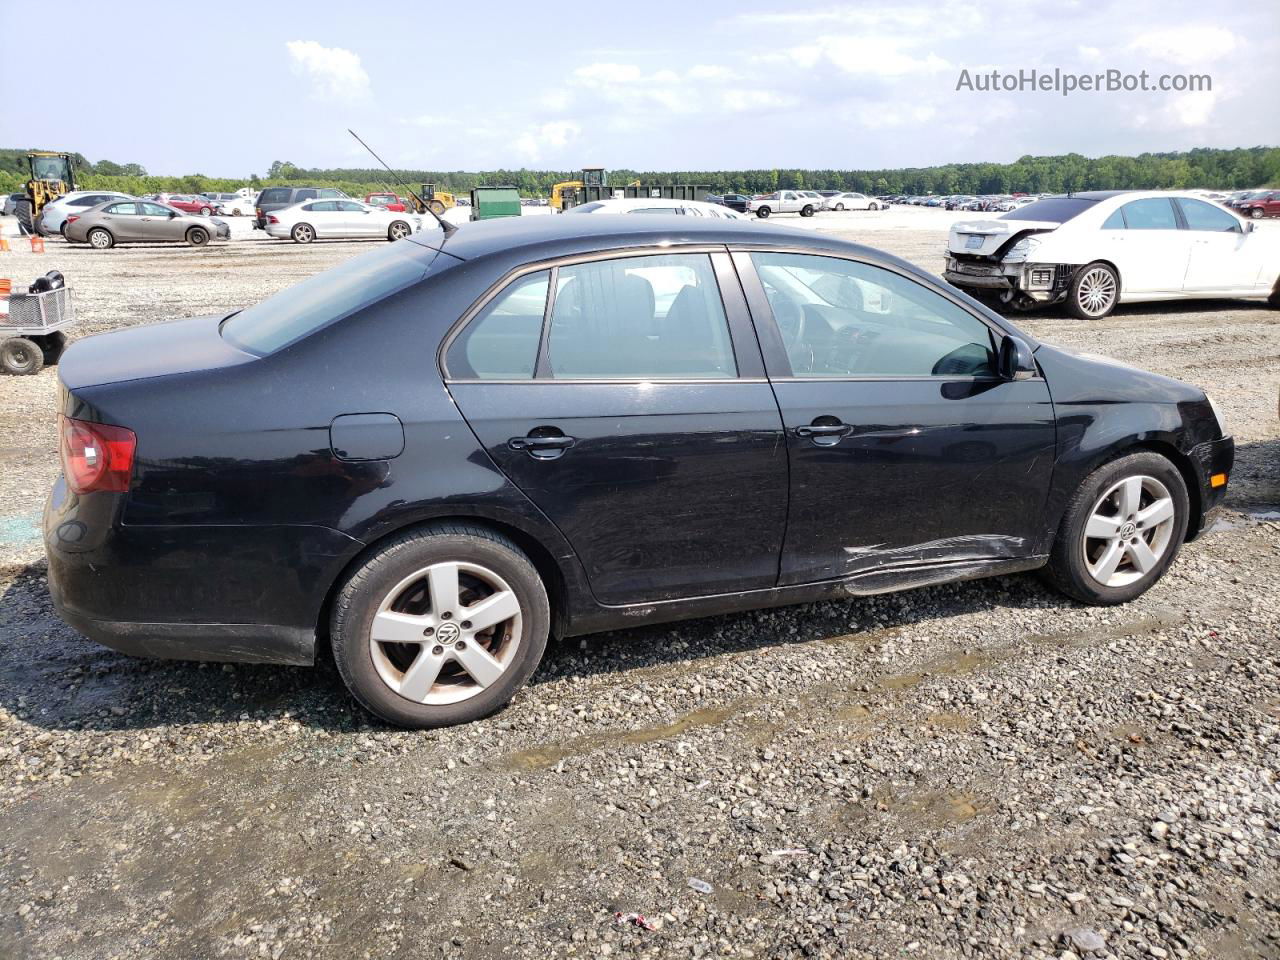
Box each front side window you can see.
[446,271,550,380]
[547,254,736,379]
[1119,198,1178,230]
[142,202,171,216]
[1177,198,1241,232]
[338,201,366,212]
[750,252,997,378]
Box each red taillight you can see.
[268,215,279,224]
[66,215,80,225]
[59,415,136,494]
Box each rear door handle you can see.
[794,420,852,446]
[508,432,577,459]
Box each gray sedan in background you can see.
[65,200,231,249]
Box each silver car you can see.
[65,200,230,248]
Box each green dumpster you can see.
[470,187,522,220]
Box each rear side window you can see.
[547,254,736,379]
[750,252,997,378]
[1101,208,1126,229]
[1119,198,1177,230]
[258,188,290,204]
[106,202,138,215]
[221,242,436,355]
[296,189,318,201]
[446,271,550,379]
[1000,197,1098,223]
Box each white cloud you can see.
[1166,91,1217,127]
[778,37,951,76]
[515,121,581,162]
[285,40,370,102]
[721,89,795,112]
[1077,45,1103,62]
[730,3,982,32]
[573,63,644,84]
[1128,26,1238,66]
[571,61,789,116]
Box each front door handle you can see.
[508,431,577,460]
[794,419,852,446]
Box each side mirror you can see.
[168,211,177,218]
[998,335,1037,381]
[1244,220,1255,233]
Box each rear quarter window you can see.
[1000,197,1099,223]
[258,188,290,204]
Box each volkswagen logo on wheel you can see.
[435,621,460,643]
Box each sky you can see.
[2,0,1277,176]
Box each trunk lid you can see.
[948,219,1060,258]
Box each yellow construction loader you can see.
[16,152,77,235]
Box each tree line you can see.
[2,146,1277,199]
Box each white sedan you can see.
[823,192,883,212]
[265,199,422,243]
[943,190,1280,319]
[563,197,750,219]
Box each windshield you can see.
[1000,196,1100,223]
[32,156,72,182]
[221,242,441,355]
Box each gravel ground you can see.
[1,208,1278,960]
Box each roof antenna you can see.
[347,128,457,237]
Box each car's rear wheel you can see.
[187,226,209,246]
[292,223,315,244]
[1067,261,1119,320]
[388,220,411,241]
[1,337,44,376]
[756,207,771,218]
[87,227,113,250]
[800,204,815,217]
[1043,452,1188,605]
[331,523,550,729]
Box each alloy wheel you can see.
[368,561,524,706]
[1081,475,1177,588]
[1076,266,1117,317]
[390,221,411,240]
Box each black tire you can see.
[835,203,845,211]
[35,331,68,365]
[330,522,550,729]
[1042,451,1189,606]
[387,220,412,241]
[428,199,446,216]
[1250,208,1264,219]
[291,223,314,244]
[199,206,213,216]
[59,221,68,237]
[756,206,771,218]
[1067,261,1119,320]
[87,227,114,250]
[800,204,815,217]
[1,337,44,376]
[15,199,35,236]
[187,226,209,246]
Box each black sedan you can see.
[44,216,1234,728]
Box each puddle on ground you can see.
[502,706,737,771]
[1206,508,1280,534]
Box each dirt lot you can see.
[1,209,1278,960]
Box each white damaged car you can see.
[943,190,1280,319]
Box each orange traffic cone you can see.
[29,236,45,253]
[0,278,10,319]
[0,235,10,252]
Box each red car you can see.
[1239,190,1280,219]
[364,192,407,212]
[164,194,217,216]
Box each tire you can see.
[87,227,114,250]
[1,337,44,376]
[330,522,550,729]
[59,221,68,237]
[35,331,68,365]
[428,199,446,216]
[1250,208,1264,219]
[1042,452,1189,606]
[835,203,845,211]
[15,199,35,236]
[198,207,211,216]
[187,226,210,246]
[800,205,815,217]
[755,206,771,218]
[291,223,314,244]
[388,220,412,241]
[1067,261,1119,320]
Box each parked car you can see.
[943,190,1280,319]
[209,193,256,217]
[823,192,882,211]
[64,200,230,248]
[709,193,749,213]
[161,194,218,216]
[36,191,134,236]
[254,186,351,228]
[264,198,420,243]
[365,192,408,212]
[565,198,750,219]
[1238,190,1280,219]
[44,215,1233,728]
[746,191,820,218]
[3,193,23,217]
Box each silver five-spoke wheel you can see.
[369,561,523,705]
[1082,474,1176,588]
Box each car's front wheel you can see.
[291,223,314,244]
[755,206,771,218]
[331,523,550,729]
[835,203,845,211]
[1067,261,1119,319]
[1043,452,1188,605]
[87,227,114,250]
[187,226,209,246]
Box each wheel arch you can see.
[1074,258,1125,298]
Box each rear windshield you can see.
[258,188,291,204]
[1000,197,1099,223]
[221,242,441,355]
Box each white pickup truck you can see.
[746,190,820,218]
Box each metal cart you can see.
[1,283,74,375]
